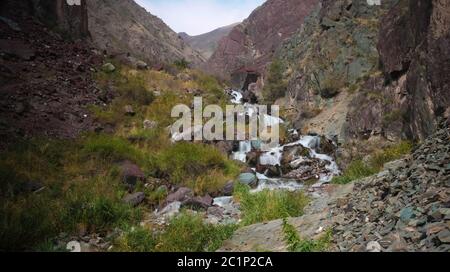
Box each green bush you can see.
[234,183,309,226]
[263,59,287,103]
[174,59,190,70]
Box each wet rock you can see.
[238,173,258,188]
[123,192,145,207]
[222,181,235,196]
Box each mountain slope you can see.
[180,23,239,59]
[87,0,205,66]
[206,0,319,83]
[275,0,450,143]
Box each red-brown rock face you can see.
[206,0,319,84]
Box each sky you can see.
[135,0,265,36]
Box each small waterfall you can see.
[232,141,252,163]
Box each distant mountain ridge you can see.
[87,0,205,66]
[179,23,239,60]
[206,0,320,83]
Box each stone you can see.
[66,241,81,252]
[135,60,148,70]
[124,105,135,116]
[183,194,213,210]
[437,230,450,244]
[399,207,415,223]
[222,181,234,196]
[366,241,382,252]
[166,187,193,203]
[238,173,258,188]
[120,161,146,189]
[157,201,181,218]
[143,120,157,130]
[123,192,145,207]
[102,63,116,73]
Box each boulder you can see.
[222,181,235,196]
[166,187,193,203]
[123,192,145,207]
[120,161,146,189]
[182,194,213,210]
[238,173,258,188]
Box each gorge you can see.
[0,0,449,253]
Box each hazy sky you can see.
[135,0,265,36]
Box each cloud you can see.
[135,0,265,35]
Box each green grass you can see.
[282,219,332,252]
[81,134,145,163]
[333,141,413,184]
[153,142,240,195]
[114,212,237,252]
[0,138,143,251]
[234,183,309,226]
[155,212,237,252]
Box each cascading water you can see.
[229,90,340,192]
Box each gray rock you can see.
[124,105,135,116]
[166,187,193,203]
[182,194,213,210]
[102,63,116,73]
[143,120,158,130]
[123,192,145,207]
[222,181,234,196]
[238,173,258,188]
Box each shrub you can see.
[263,59,287,103]
[234,183,309,226]
[174,58,190,70]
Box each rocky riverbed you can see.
[219,120,450,252]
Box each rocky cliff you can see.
[180,23,238,60]
[206,0,319,86]
[87,0,205,67]
[274,0,449,144]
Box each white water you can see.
[229,90,340,192]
